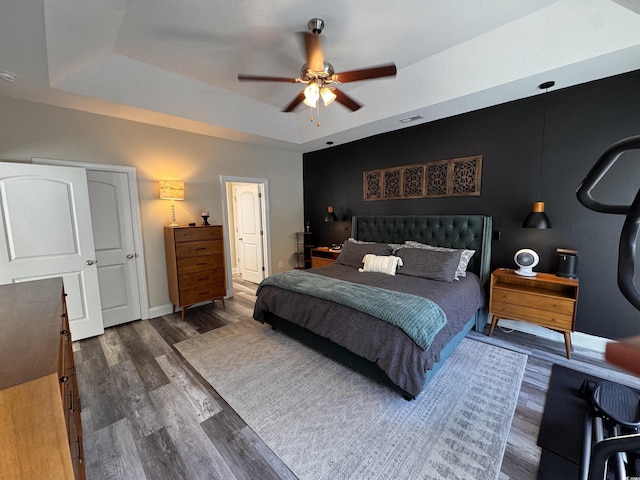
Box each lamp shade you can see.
[320,87,337,106]
[303,82,320,108]
[522,201,551,229]
[159,180,184,200]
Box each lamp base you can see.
[515,267,537,277]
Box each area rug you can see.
[176,320,527,480]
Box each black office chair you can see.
[577,135,640,480]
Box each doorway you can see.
[221,176,270,293]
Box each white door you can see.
[233,184,265,283]
[87,170,141,327]
[0,162,104,340]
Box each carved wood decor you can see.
[363,155,482,201]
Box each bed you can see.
[253,214,492,399]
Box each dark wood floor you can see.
[74,276,640,480]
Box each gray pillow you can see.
[396,248,463,282]
[336,241,392,268]
[403,241,475,278]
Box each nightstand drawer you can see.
[311,257,336,268]
[491,300,574,331]
[491,287,575,315]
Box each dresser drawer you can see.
[178,270,223,289]
[177,254,224,274]
[176,240,222,258]
[173,226,221,242]
[491,287,575,315]
[179,282,226,305]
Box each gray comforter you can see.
[256,269,447,350]
[253,263,485,397]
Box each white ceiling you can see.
[1,0,640,153]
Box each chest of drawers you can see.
[164,225,226,320]
[0,278,85,480]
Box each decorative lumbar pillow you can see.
[336,241,393,268]
[403,241,475,279]
[396,247,463,282]
[358,254,403,275]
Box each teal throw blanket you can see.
[257,270,447,350]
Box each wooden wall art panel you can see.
[363,155,482,201]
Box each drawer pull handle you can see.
[196,263,207,266]
[195,247,207,251]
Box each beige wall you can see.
[0,95,303,310]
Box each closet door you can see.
[0,162,104,340]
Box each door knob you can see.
[126,254,134,259]
[86,260,97,265]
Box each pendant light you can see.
[523,81,554,229]
[324,206,338,222]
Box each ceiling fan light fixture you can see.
[320,87,336,106]
[303,82,320,108]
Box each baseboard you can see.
[148,300,217,320]
[495,319,610,354]
[149,304,174,319]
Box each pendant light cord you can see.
[537,81,555,201]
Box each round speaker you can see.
[514,248,539,276]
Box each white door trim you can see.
[32,158,150,320]
[221,176,271,297]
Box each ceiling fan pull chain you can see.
[316,103,321,127]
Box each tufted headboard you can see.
[351,215,493,289]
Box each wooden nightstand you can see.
[488,268,579,359]
[310,247,341,268]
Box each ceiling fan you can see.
[237,18,397,114]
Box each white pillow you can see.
[358,254,404,275]
[402,241,475,279]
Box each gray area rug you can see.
[176,320,527,480]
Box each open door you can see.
[0,162,104,340]
[233,183,265,284]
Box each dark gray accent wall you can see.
[303,69,640,339]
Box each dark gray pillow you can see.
[396,248,463,282]
[335,241,392,268]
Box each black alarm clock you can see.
[514,248,539,276]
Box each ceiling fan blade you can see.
[302,32,324,72]
[333,89,362,112]
[238,74,298,83]
[333,63,397,83]
[282,91,306,112]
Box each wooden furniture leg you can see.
[563,331,572,359]
[488,315,500,336]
